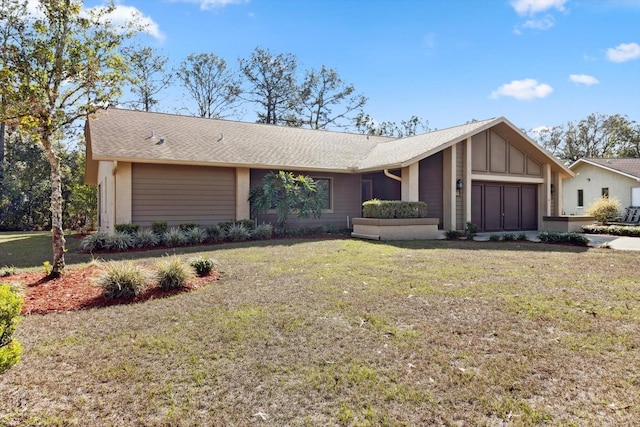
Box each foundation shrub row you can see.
[82,221,274,252]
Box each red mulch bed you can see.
[6,265,220,315]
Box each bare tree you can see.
[355,113,429,137]
[239,47,299,125]
[177,53,240,119]
[122,45,172,112]
[298,66,367,130]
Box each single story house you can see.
[85,108,573,233]
[563,158,640,215]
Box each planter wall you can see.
[542,216,595,233]
[351,218,440,241]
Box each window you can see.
[577,189,584,207]
[313,177,332,210]
[601,188,609,198]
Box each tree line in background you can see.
[0,0,639,275]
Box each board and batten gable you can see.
[471,130,543,178]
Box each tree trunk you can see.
[45,148,66,277]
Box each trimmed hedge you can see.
[362,199,428,219]
[537,231,589,246]
[582,224,640,237]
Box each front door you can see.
[471,182,538,231]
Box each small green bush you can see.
[0,284,23,373]
[0,266,16,277]
[465,221,478,238]
[445,230,464,240]
[227,223,251,242]
[104,231,135,252]
[502,233,516,241]
[114,223,140,234]
[163,227,187,247]
[218,219,256,232]
[184,227,206,245]
[252,223,273,240]
[179,222,199,231]
[98,262,146,299]
[156,256,192,290]
[516,232,528,241]
[362,199,428,219]
[489,234,502,242]
[151,220,168,235]
[134,229,160,248]
[190,256,216,277]
[206,225,226,242]
[586,197,622,224]
[81,232,108,252]
[538,231,589,246]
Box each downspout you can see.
[384,169,402,182]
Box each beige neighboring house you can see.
[563,158,640,215]
[84,108,573,234]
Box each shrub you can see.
[516,232,528,241]
[0,284,23,373]
[538,231,589,246]
[104,231,135,252]
[252,223,273,240]
[114,223,140,234]
[226,223,251,242]
[586,197,622,224]
[190,256,216,277]
[179,222,199,231]
[98,262,146,299]
[489,234,502,242]
[582,224,640,237]
[151,220,168,235]
[465,221,478,238]
[163,227,187,247]
[134,229,160,248]
[502,233,516,241]
[0,266,16,277]
[184,227,207,245]
[218,220,255,232]
[206,225,226,242]
[362,199,428,219]
[81,232,108,252]
[156,256,192,290]
[445,230,464,240]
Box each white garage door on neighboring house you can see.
[632,187,640,207]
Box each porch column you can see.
[236,167,251,220]
[463,137,472,225]
[114,161,132,225]
[401,163,419,201]
[442,146,456,230]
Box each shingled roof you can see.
[86,108,569,175]
[571,158,640,180]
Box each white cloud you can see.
[510,0,568,16]
[606,42,640,62]
[170,0,249,10]
[569,74,599,85]
[521,15,555,30]
[490,79,553,100]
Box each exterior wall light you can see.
[456,179,463,190]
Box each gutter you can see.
[384,169,402,182]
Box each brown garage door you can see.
[471,182,537,231]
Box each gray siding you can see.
[250,170,361,229]
[419,152,444,229]
[132,163,236,227]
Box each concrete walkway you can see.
[473,231,640,251]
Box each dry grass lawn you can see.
[1,238,639,426]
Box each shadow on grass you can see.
[2,231,592,270]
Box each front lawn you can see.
[1,238,639,425]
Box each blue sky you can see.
[85,0,639,133]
